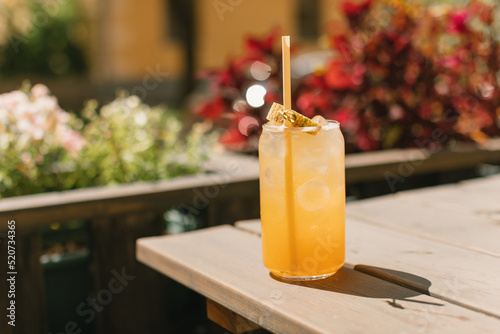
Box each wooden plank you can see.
[0,232,14,334]
[345,195,500,257]
[89,212,171,333]
[461,173,500,185]
[456,174,500,194]
[0,171,259,232]
[7,228,47,334]
[345,148,428,184]
[3,143,500,232]
[399,177,500,224]
[235,220,500,319]
[345,138,500,184]
[235,221,262,235]
[137,225,500,333]
[207,299,261,333]
[395,183,500,217]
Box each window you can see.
[298,0,320,40]
[165,0,194,42]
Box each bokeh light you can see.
[232,99,247,112]
[246,84,267,108]
[238,116,260,136]
[250,61,271,81]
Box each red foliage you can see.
[447,10,469,34]
[197,96,226,119]
[195,1,500,153]
[342,0,372,17]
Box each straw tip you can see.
[282,36,290,46]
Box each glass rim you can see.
[262,120,339,132]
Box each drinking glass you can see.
[259,120,345,280]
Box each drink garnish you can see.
[267,102,320,129]
[266,102,286,124]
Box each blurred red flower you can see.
[325,61,365,90]
[194,1,500,153]
[219,128,248,151]
[447,10,469,34]
[342,0,372,18]
[198,97,226,120]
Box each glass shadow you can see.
[270,266,444,307]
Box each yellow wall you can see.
[195,0,345,70]
[86,0,344,82]
[195,0,296,70]
[321,0,346,34]
[88,0,184,82]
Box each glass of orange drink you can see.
[259,103,345,280]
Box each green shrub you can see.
[0,84,216,198]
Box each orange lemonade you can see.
[259,115,345,280]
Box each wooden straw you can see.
[282,36,297,273]
[282,36,292,111]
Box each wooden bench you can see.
[137,174,500,333]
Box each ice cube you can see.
[296,179,331,211]
[259,131,284,158]
[295,153,329,177]
[264,167,278,186]
[311,115,329,126]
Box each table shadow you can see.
[270,266,444,308]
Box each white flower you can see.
[1,85,85,157]
[0,108,8,124]
[134,112,148,126]
[31,84,51,99]
[16,118,31,133]
[0,133,9,151]
[57,125,85,153]
[0,91,29,110]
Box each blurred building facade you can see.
[85,0,344,82]
[0,0,344,108]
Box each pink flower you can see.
[31,84,51,99]
[0,91,28,110]
[447,10,468,34]
[441,55,460,70]
[389,104,404,121]
[58,126,85,154]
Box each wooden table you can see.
[137,174,500,333]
